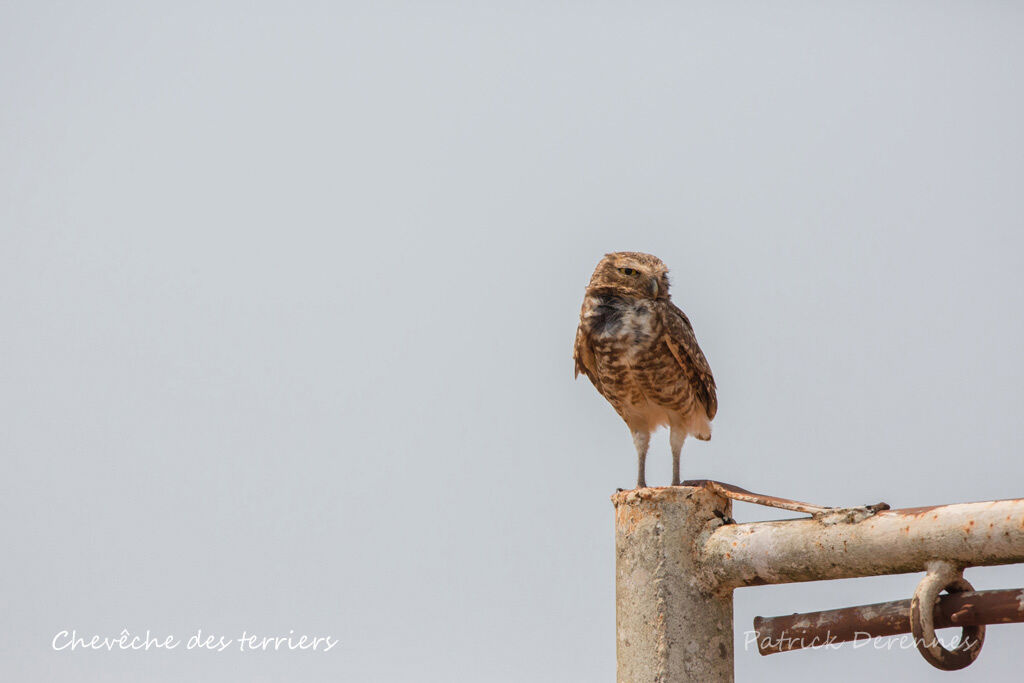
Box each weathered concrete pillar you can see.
[613,486,734,683]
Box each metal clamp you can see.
[910,561,985,670]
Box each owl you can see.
[573,252,717,488]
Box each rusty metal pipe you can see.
[752,588,1024,655]
[702,498,1024,589]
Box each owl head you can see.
[587,251,671,300]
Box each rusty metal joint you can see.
[910,560,985,671]
[811,502,891,525]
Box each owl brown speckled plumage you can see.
[573,252,717,488]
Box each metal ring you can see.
[910,561,985,670]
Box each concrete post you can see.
[612,486,734,683]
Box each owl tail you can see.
[690,419,712,441]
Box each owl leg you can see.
[670,426,686,486]
[632,429,650,489]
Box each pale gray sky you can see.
[3,2,1023,681]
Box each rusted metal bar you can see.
[681,479,834,515]
[702,498,1024,589]
[753,587,1024,655]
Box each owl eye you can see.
[618,267,638,276]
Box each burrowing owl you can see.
[573,252,717,488]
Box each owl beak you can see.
[649,277,659,298]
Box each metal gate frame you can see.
[613,481,1024,682]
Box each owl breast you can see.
[581,294,705,434]
[583,294,660,359]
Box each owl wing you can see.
[573,323,604,392]
[661,302,718,420]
